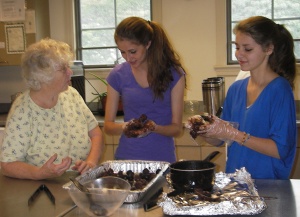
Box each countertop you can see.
[1,100,300,127]
[0,172,299,217]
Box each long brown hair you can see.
[234,16,296,89]
[114,16,186,99]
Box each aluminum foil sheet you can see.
[63,160,170,203]
[159,167,267,215]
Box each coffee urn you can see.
[202,77,225,117]
[70,61,85,101]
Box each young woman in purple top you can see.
[104,17,186,163]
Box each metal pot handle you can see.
[203,151,220,162]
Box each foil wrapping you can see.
[159,167,267,215]
[63,160,169,203]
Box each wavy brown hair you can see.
[114,16,186,99]
[234,16,296,89]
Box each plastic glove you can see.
[185,114,213,139]
[197,115,239,141]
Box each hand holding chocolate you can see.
[123,114,156,138]
[185,113,214,139]
[186,113,239,141]
[199,116,239,141]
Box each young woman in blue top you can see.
[104,17,186,163]
[197,16,296,179]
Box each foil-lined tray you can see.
[63,160,170,203]
[159,167,267,215]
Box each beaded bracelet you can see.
[241,132,251,146]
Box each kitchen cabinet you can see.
[290,148,300,178]
[201,145,226,172]
[98,126,227,173]
[0,0,50,66]
[174,128,227,172]
[99,127,115,163]
[290,127,300,179]
[98,125,300,177]
[2,113,298,177]
[174,129,202,160]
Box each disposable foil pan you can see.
[63,160,170,203]
[159,167,267,215]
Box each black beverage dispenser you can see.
[70,61,85,101]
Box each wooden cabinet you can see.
[290,148,300,179]
[99,127,114,163]
[98,124,300,177]
[98,126,227,173]
[290,128,300,179]
[200,145,226,173]
[174,128,201,160]
[174,128,227,173]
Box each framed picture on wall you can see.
[5,23,26,54]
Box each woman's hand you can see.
[123,114,156,138]
[1,153,72,180]
[71,160,95,174]
[39,153,72,178]
[198,116,239,141]
[122,121,129,130]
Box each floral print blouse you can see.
[0,87,98,167]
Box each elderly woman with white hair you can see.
[0,38,104,180]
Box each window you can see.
[227,0,300,64]
[75,0,151,67]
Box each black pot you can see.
[169,151,219,192]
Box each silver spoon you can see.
[69,177,107,216]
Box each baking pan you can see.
[63,160,170,203]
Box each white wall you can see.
[49,0,75,52]
[161,0,218,100]
[48,0,300,101]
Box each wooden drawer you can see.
[100,127,114,144]
[201,145,226,173]
[175,128,206,146]
[290,147,300,179]
[99,144,114,163]
[175,145,201,161]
